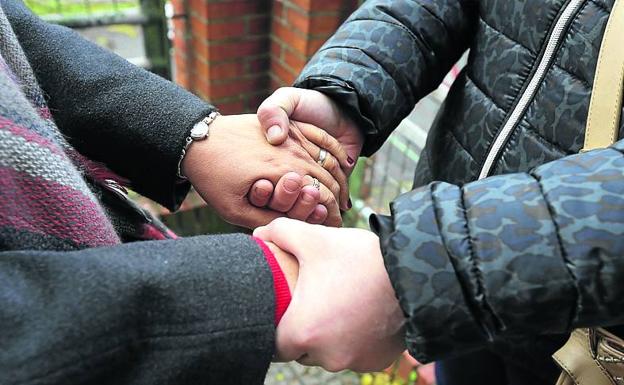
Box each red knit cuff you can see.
[253,237,292,325]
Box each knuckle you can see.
[295,325,319,352]
[276,86,290,95]
[272,216,290,229]
[324,356,351,373]
[328,158,340,174]
[293,147,309,161]
[326,136,339,151]
[327,215,342,228]
[320,191,335,206]
[320,130,331,149]
[220,204,238,221]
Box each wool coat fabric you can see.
[0,1,276,384]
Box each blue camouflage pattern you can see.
[296,0,624,383]
[375,141,624,363]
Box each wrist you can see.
[253,237,298,325]
[179,112,222,180]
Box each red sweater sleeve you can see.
[253,237,292,325]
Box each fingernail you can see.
[284,177,300,193]
[347,198,352,209]
[347,156,355,166]
[267,125,282,142]
[255,186,271,198]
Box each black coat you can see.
[296,1,624,384]
[0,1,275,384]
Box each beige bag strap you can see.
[582,0,624,151]
[553,329,617,385]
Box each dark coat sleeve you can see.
[294,0,478,156]
[372,140,624,363]
[0,234,276,385]
[1,0,214,210]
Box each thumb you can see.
[253,217,318,260]
[257,88,300,145]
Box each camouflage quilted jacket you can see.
[296,0,624,382]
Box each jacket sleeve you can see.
[371,140,624,363]
[294,0,478,156]
[0,234,275,385]
[1,0,214,210]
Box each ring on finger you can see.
[317,149,328,167]
[310,177,321,191]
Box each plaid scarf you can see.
[0,5,121,248]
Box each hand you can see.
[182,114,342,228]
[265,241,298,293]
[249,174,331,225]
[250,119,352,211]
[254,218,406,373]
[257,87,365,175]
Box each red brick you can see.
[172,33,188,52]
[193,38,268,62]
[190,38,210,61]
[270,75,285,91]
[272,19,307,55]
[270,36,283,59]
[190,14,209,41]
[215,98,246,114]
[172,18,188,38]
[248,56,270,73]
[247,15,270,35]
[271,59,297,85]
[285,7,309,34]
[309,13,343,35]
[171,0,185,15]
[310,0,356,12]
[272,0,285,20]
[175,71,190,88]
[289,0,311,11]
[211,61,245,79]
[174,54,188,73]
[289,0,358,12]
[208,76,269,99]
[307,36,327,56]
[218,39,268,60]
[192,75,211,97]
[247,92,271,110]
[208,20,246,40]
[190,15,245,40]
[205,1,269,19]
[283,47,306,73]
[187,0,207,18]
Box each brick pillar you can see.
[171,0,191,88]
[171,0,359,113]
[270,0,358,89]
[174,0,272,114]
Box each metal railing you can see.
[26,0,171,79]
[349,58,467,226]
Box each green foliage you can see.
[342,158,369,228]
[25,0,138,17]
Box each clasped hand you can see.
[255,218,406,373]
[253,88,405,372]
[182,90,406,372]
[181,114,351,229]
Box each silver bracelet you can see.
[177,111,220,180]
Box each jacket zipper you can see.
[478,0,585,179]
